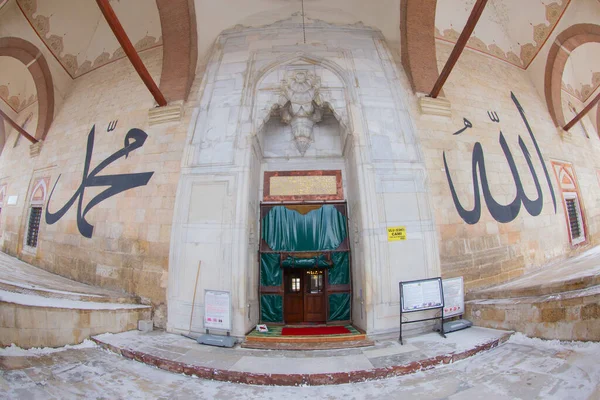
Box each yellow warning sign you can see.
[387,226,407,241]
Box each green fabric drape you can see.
[328,252,350,285]
[261,205,347,251]
[328,293,351,321]
[260,253,282,287]
[260,294,283,322]
[281,254,331,268]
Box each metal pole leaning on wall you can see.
[188,261,202,334]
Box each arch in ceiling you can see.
[0,37,54,141]
[544,23,600,128]
[156,0,197,102]
[400,0,442,95]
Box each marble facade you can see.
[168,17,439,337]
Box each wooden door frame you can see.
[258,201,352,325]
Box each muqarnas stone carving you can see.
[274,70,327,156]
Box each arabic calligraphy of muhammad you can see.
[443,92,557,225]
[45,125,154,238]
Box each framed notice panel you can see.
[204,290,232,332]
[400,277,443,312]
[442,277,465,318]
[398,277,446,344]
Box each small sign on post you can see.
[387,226,407,241]
[204,290,232,332]
[197,290,235,348]
[442,277,465,318]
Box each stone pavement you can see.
[90,327,511,385]
[1,333,599,399]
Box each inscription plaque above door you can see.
[263,170,343,202]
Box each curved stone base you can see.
[92,328,513,386]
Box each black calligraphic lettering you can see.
[453,118,473,135]
[107,120,118,132]
[444,93,555,225]
[45,125,154,238]
[487,111,500,123]
[510,92,556,213]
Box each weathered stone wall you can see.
[0,48,196,327]
[412,41,600,292]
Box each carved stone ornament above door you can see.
[274,70,327,156]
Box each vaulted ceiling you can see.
[562,43,600,103]
[0,56,37,113]
[16,0,162,79]
[0,0,598,121]
[435,0,570,69]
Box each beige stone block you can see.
[15,307,38,329]
[480,308,505,322]
[0,327,18,346]
[580,303,600,320]
[540,308,566,323]
[45,310,63,329]
[77,310,91,329]
[0,304,16,328]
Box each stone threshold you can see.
[91,329,514,386]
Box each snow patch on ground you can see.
[0,339,97,356]
[0,278,103,297]
[508,332,600,351]
[0,289,150,309]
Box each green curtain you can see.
[281,254,331,268]
[328,252,350,285]
[260,253,282,286]
[328,293,351,321]
[261,205,347,251]
[260,294,283,322]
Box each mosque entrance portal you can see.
[259,201,352,325]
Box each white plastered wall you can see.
[168,16,439,337]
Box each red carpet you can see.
[281,326,351,336]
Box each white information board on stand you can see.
[442,277,465,318]
[398,277,446,345]
[401,278,443,312]
[204,290,231,332]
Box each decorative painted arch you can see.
[400,0,441,95]
[0,37,54,141]
[29,177,49,205]
[156,0,198,102]
[544,23,600,128]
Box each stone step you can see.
[465,285,599,341]
[0,280,140,304]
[0,289,151,349]
[0,251,140,304]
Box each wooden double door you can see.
[283,268,326,323]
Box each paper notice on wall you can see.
[7,196,17,205]
[401,278,443,312]
[204,290,231,331]
[387,226,406,241]
[443,277,465,318]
